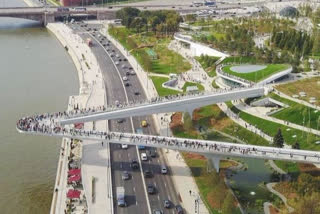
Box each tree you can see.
[273,128,284,148]
[116,7,140,28]
[222,192,234,214]
[293,141,300,149]
[294,193,320,214]
[183,112,193,131]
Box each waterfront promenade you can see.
[47,23,112,214]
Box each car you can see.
[110,53,114,57]
[119,58,122,62]
[122,171,130,180]
[116,54,120,58]
[175,205,184,214]
[138,145,146,150]
[164,200,171,208]
[124,82,130,87]
[141,120,148,127]
[141,152,148,161]
[147,184,155,194]
[134,91,140,95]
[131,160,139,169]
[121,64,127,69]
[161,165,168,174]
[144,170,152,178]
[122,76,128,81]
[147,149,156,158]
[123,58,128,61]
[115,61,120,65]
[130,70,136,75]
[117,119,124,123]
[121,144,128,149]
[126,71,131,76]
[153,210,163,214]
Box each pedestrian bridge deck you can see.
[59,86,266,125]
[17,126,320,165]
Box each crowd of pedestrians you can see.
[17,114,320,163]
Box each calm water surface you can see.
[0,1,78,213]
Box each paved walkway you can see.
[266,183,294,213]
[102,22,210,214]
[48,23,112,214]
[273,88,320,111]
[235,101,320,136]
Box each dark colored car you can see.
[130,160,139,169]
[122,171,130,180]
[147,184,155,194]
[124,82,130,87]
[164,200,171,208]
[117,119,124,123]
[175,205,184,214]
[144,170,153,178]
[134,91,140,95]
[153,210,163,214]
[147,149,156,158]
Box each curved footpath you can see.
[47,23,112,214]
[266,182,294,213]
[101,22,210,214]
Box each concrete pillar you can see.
[43,13,55,26]
[206,154,221,173]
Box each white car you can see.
[122,76,128,81]
[115,61,120,65]
[116,54,120,58]
[121,144,128,149]
[161,165,167,174]
[130,70,136,75]
[141,153,148,161]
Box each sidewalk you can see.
[48,23,112,214]
[235,101,320,136]
[102,22,210,214]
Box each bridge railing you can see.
[16,122,320,164]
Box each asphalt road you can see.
[68,22,180,214]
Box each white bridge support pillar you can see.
[206,154,221,173]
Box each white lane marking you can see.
[158,195,160,201]
[154,182,157,187]
[136,200,138,206]
[133,187,136,193]
[120,163,122,169]
[119,153,121,159]
[128,153,130,158]
[164,183,167,188]
[92,32,152,214]
[168,195,171,201]
[157,159,160,163]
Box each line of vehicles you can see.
[77,23,184,213]
[57,7,86,12]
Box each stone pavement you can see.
[48,23,112,214]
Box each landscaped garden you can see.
[150,76,180,97]
[109,26,191,75]
[275,77,320,106]
[269,93,320,130]
[222,64,290,82]
[228,103,320,151]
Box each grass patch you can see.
[182,82,205,92]
[273,160,300,174]
[182,153,241,214]
[109,27,191,75]
[269,93,320,130]
[228,103,320,150]
[150,76,180,97]
[275,76,320,106]
[222,64,290,82]
[212,80,219,89]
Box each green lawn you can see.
[221,56,258,64]
[222,64,290,82]
[273,160,300,174]
[109,27,191,75]
[182,82,204,92]
[269,93,320,130]
[150,76,180,97]
[228,103,320,151]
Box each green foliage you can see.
[182,82,204,92]
[222,192,234,214]
[116,7,141,28]
[273,129,284,148]
[183,112,193,131]
[271,29,313,57]
[222,64,289,82]
[293,192,320,214]
[196,54,220,69]
[150,76,180,97]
